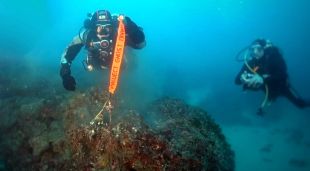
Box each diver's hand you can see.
[246,74,264,88]
[62,75,76,91]
[60,63,76,91]
[240,71,254,84]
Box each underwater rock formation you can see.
[0,59,234,170]
[144,98,235,171]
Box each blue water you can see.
[1,0,310,170]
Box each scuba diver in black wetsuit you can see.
[60,10,146,91]
[235,38,310,114]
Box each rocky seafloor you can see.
[0,57,234,171]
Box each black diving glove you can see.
[60,63,76,91]
[125,17,145,48]
[62,75,76,91]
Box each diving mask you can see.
[250,44,264,59]
[96,24,112,37]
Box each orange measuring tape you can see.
[91,15,127,125]
[109,15,126,95]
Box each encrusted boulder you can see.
[0,58,234,170]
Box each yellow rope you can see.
[243,51,269,109]
[90,96,113,125]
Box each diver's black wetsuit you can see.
[60,10,145,91]
[235,46,310,109]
